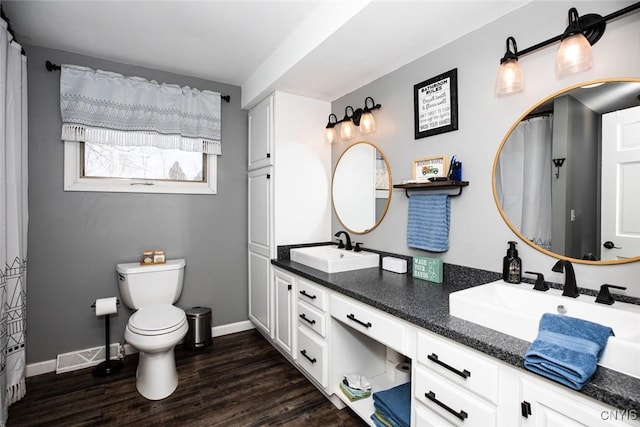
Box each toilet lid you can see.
[128,304,186,336]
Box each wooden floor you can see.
[8,329,367,426]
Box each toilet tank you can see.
[116,259,186,309]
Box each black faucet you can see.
[334,231,353,251]
[551,260,579,298]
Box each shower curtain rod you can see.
[45,60,231,103]
[1,5,26,55]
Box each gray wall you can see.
[330,1,640,296]
[26,45,248,364]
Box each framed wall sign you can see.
[412,155,449,182]
[414,68,458,139]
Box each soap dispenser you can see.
[503,241,522,284]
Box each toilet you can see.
[116,258,188,400]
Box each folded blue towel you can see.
[524,313,614,390]
[407,194,450,252]
[372,382,411,427]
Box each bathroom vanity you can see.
[262,253,640,427]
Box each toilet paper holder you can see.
[90,298,120,311]
[91,298,123,377]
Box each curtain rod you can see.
[1,5,26,55]
[45,61,231,103]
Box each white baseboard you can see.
[26,319,256,377]
[212,320,254,337]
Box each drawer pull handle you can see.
[300,349,317,364]
[425,391,468,421]
[299,313,316,325]
[300,290,317,300]
[427,353,471,379]
[346,313,372,328]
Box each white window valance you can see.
[59,64,221,155]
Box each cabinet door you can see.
[248,95,273,170]
[274,269,295,357]
[248,167,272,255]
[248,250,271,335]
[520,378,636,427]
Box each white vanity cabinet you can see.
[414,331,499,426]
[519,377,638,427]
[247,92,330,337]
[296,278,330,388]
[273,268,295,357]
[262,268,639,427]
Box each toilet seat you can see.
[128,304,186,336]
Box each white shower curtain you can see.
[0,17,28,426]
[496,116,552,249]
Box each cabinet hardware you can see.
[346,313,372,328]
[299,290,317,300]
[299,313,316,325]
[266,153,271,158]
[300,349,316,364]
[425,391,468,421]
[287,284,292,291]
[521,401,532,418]
[427,353,471,379]
[266,174,271,179]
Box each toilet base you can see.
[136,350,179,400]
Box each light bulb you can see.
[359,111,376,134]
[556,32,593,76]
[325,127,337,144]
[495,58,524,95]
[340,120,356,140]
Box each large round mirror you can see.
[493,78,640,265]
[332,141,392,234]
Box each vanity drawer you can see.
[297,326,328,387]
[414,365,497,427]
[330,294,406,353]
[417,331,499,404]
[297,301,326,337]
[297,278,327,311]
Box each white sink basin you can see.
[449,280,640,379]
[290,246,379,273]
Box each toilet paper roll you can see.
[95,297,118,316]
[395,362,411,383]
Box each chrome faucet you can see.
[551,260,579,298]
[334,231,353,251]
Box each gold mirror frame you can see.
[492,77,640,266]
[332,141,392,234]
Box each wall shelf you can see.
[393,180,469,197]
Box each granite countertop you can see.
[271,255,640,412]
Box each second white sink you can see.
[290,245,379,273]
[449,280,640,379]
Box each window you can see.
[64,141,217,194]
[59,64,222,195]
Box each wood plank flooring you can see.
[8,329,368,426]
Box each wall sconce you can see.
[495,2,640,95]
[324,97,382,144]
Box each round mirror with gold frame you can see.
[332,141,392,234]
[493,78,640,265]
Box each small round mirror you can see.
[332,142,392,234]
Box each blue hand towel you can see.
[407,194,450,252]
[372,382,411,427]
[524,313,614,390]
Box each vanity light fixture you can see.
[495,2,640,95]
[325,114,338,144]
[495,37,524,95]
[340,106,357,140]
[324,97,382,143]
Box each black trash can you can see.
[184,306,212,350]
